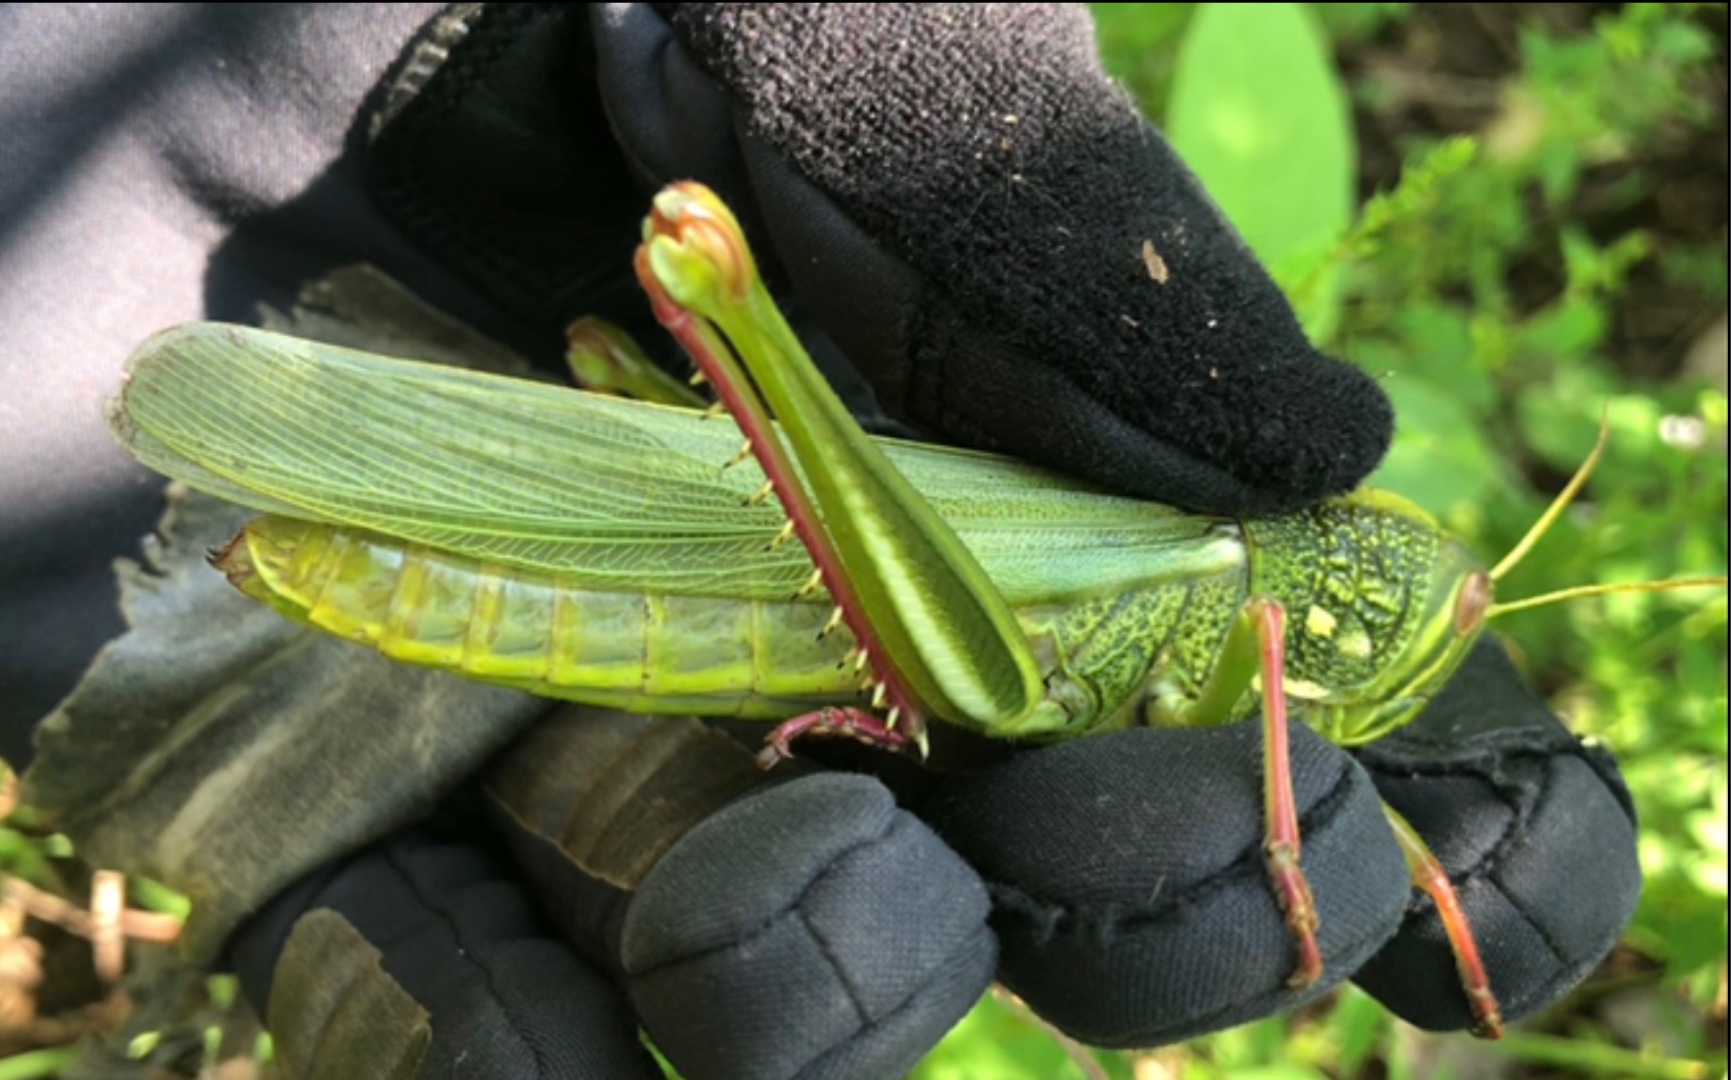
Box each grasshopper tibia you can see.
[637,184,932,764]
[1164,596,1325,990]
[1383,803,1505,1038]
[1250,598,1325,990]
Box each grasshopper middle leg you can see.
[1171,596,1323,990]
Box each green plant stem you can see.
[1493,1032,1713,1080]
[0,1048,79,1080]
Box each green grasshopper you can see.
[110,184,1723,1040]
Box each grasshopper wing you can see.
[112,323,1235,607]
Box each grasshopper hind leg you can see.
[1225,598,1502,1032]
[756,706,915,769]
[1381,802,1505,1038]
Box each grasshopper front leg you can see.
[1382,804,1504,1038]
[1248,599,1326,990]
[632,184,1048,760]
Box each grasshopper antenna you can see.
[1485,408,1726,618]
[1487,577,1727,620]
[1490,409,1608,583]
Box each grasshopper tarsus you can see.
[1267,837,1324,990]
[755,741,792,770]
[759,705,913,768]
[1468,989,1506,1041]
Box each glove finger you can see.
[594,3,1391,515]
[486,709,998,1080]
[1350,637,1641,1030]
[915,722,1408,1048]
[366,5,897,430]
[367,6,654,344]
[226,826,660,1079]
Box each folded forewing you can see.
[113,324,1239,604]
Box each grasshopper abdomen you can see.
[221,516,866,717]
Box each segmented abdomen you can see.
[235,517,860,718]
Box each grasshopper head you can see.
[1301,525,1492,745]
[1283,414,1723,745]
[1250,490,1492,745]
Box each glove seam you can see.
[796,908,873,1028]
[1356,728,1579,768]
[795,920,999,1080]
[628,811,900,982]
[1377,751,1534,898]
[1371,743,1619,887]
[1383,751,1600,1010]
[1489,756,1608,992]
[988,759,1401,1046]
[378,843,554,1079]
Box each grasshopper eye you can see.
[1455,571,1492,635]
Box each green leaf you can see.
[913,995,1132,1079]
[1167,1,1355,332]
[1330,986,1389,1076]
[1369,378,1505,525]
[1091,3,1196,115]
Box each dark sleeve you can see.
[0,5,474,764]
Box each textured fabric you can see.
[620,775,996,1080]
[0,3,448,763]
[368,5,649,338]
[607,4,1395,513]
[230,831,662,1079]
[4,4,1645,1076]
[1352,639,1642,1029]
[374,3,1394,514]
[23,488,545,961]
[918,721,1408,1047]
[491,727,999,1080]
[268,910,430,1080]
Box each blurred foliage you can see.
[1166,2,1355,339]
[922,3,1728,1078]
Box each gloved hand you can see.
[0,5,1640,1079]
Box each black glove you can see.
[365,4,1393,516]
[1,5,1639,1079]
